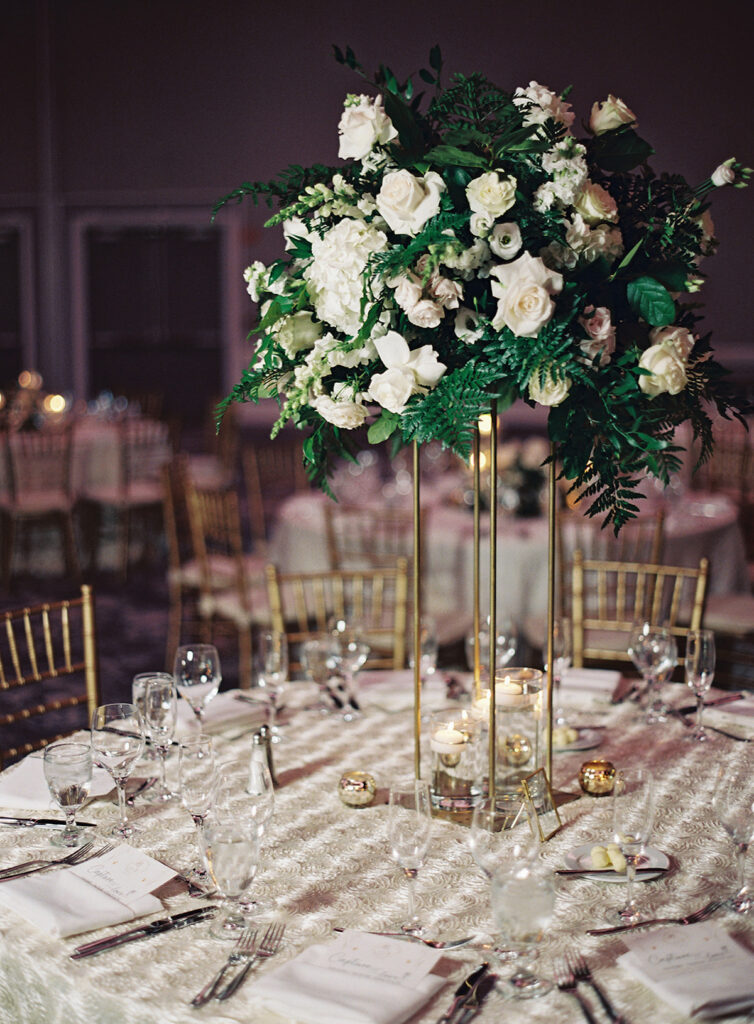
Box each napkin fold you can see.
[252,930,446,1024]
[560,667,622,694]
[0,843,174,937]
[618,921,754,1018]
[175,689,267,737]
[0,752,113,811]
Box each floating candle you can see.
[430,726,467,755]
[497,677,526,707]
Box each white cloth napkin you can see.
[252,930,446,1024]
[175,689,267,737]
[618,921,754,1018]
[560,667,622,694]
[358,670,451,714]
[0,843,175,937]
[0,753,113,811]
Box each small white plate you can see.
[554,728,603,752]
[563,843,670,883]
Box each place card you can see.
[296,929,441,987]
[72,843,175,905]
[618,921,754,1018]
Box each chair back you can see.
[571,551,708,668]
[0,585,100,768]
[324,503,423,571]
[265,560,409,671]
[185,483,248,602]
[6,425,76,506]
[242,436,308,548]
[161,454,194,575]
[118,418,172,498]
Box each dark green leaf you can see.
[429,45,442,71]
[367,411,401,444]
[382,90,425,158]
[424,145,489,169]
[589,128,654,172]
[419,69,435,85]
[626,276,676,327]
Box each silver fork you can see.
[556,962,600,1024]
[216,920,286,1001]
[587,897,725,936]
[568,952,627,1023]
[0,840,96,880]
[191,927,257,1007]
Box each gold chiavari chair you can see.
[571,550,709,669]
[323,503,424,571]
[242,435,310,552]
[0,585,100,768]
[264,560,409,673]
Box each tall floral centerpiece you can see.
[215,47,749,793]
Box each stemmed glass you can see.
[387,779,433,936]
[173,643,222,730]
[684,628,716,741]
[91,703,145,839]
[328,621,370,720]
[240,756,276,917]
[627,624,677,723]
[255,630,289,741]
[611,767,657,925]
[465,616,517,678]
[408,616,439,686]
[143,673,178,801]
[548,617,572,726]
[200,820,260,939]
[468,800,538,880]
[490,864,555,999]
[712,759,754,912]
[43,741,92,847]
[301,636,338,714]
[178,735,218,883]
[132,672,159,761]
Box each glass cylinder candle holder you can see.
[429,708,484,813]
[491,668,544,798]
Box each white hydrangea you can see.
[303,218,388,335]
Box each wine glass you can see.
[550,617,571,726]
[132,672,159,761]
[91,703,145,839]
[408,616,439,686]
[387,778,433,936]
[328,620,370,720]
[684,628,716,741]
[490,863,555,999]
[465,617,517,679]
[300,636,338,713]
[611,767,657,925]
[468,799,539,880]
[239,755,275,917]
[200,820,260,939]
[173,643,222,730]
[43,741,92,847]
[712,759,754,912]
[627,624,677,723]
[143,673,178,801]
[178,735,218,883]
[255,630,289,741]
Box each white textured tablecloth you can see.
[1,680,753,1024]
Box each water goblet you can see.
[43,741,92,847]
[173,643,222,730]
[328,620,370,720]
[179,735,218,883]
[387,778,433,936]
[465,616,517,679]
[300,636,338,713]
[143,673,178,801]
[468,799,538,880]
[132,672,159,761]
[611,767,657,925]
[200,820,260,939]
[408,616,439,685]
[684,628,716,741]
[91,702,145,839]
[712,759,754,912]
[627,624,677,723]
[238,755,276,918]
[255,630,289,741]
[490,863,555,998]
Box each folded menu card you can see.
[618,921,754,1018]
[560,667,622,694]
[252,929,446,1024]
[0,844,175,937]
[175,689,267,737]
[0,752,113,811]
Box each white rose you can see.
[454,307,483,344]
[393,275,423,312]
[638,340,690,397]
[337,94,398,160]
[275,311,323,358]
[310,392,367,428]
[376,169,446,236]
[367,367,414,414]
[406,298,444,329]
[574,182,619,225]
[648,325,695,360]
[469,212,494,237]
[711,161,736,187]
[489,222,522,260]
[428,272,463,309]
[490,252,563,338]
[589,95,637,134]
[466,171,518,218]
[584,223,624,262]
[528,368,571,406]
[578,305,616,366]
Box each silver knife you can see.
[0,816,97,828]
[677,693,744,714]
[70,906,216,959]
[437,963,489,1024]
[456,973,496,1024]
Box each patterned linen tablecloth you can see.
[0,677,753,1024]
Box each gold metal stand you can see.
[487,401,498,810]
[413,440,422,780]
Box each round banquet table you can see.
[1,679,754,1023]
[269,490,750,644]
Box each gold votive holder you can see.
[579,759,616,796]
[338,770,377,808]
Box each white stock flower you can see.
[337,94,398,160]
[466,171,517,218]
[541,140,588,205]
[310,390,367,428]
[490,252,563,338]
[376,169,446,236]
[578,306,616,366]
[243,261,267,303]
[574,182,619,226]
[589,95,637,134]
[528,367,571,406]
[275,311,323,358]
[441,238,492,280]
[303,218,388,335]
[454,308,483,344]
[513,82,575,129]
[585,223,624,262]
[489,222,522,260]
